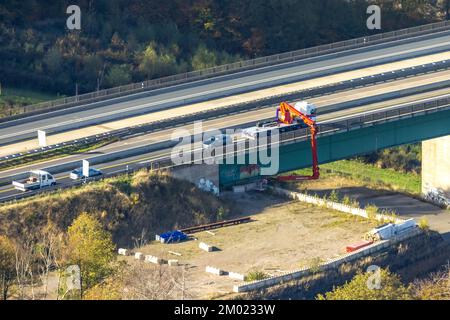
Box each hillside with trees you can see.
[0,171,229,299]
[0,0,446,98]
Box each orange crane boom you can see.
[276,102,320,181]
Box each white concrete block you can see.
[168,259,179,266]
[228,272,245,281]
[205,266,224,276]
[144,255,164,264]
[134,252,144,260]
[199,242,214,252]
[118,248,129,256]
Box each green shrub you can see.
[245,270,269,282]
[317,269,413,300]
[328,190,340,203]
[309,257,323,274]
[418,217,429,230]
[342,195,352,206]
[365,204,379,220]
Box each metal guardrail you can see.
[2,93,450,205]
[278,95,450,145]
[3,59,449,162]
[0,159,176,204]
[5,20,450,120]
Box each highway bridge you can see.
[2,25,450,151]
[1,21,450,204]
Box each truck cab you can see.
[293,101,317,122]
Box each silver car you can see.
[70,167,103,180]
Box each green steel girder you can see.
[219,109,450,187]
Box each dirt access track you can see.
[124,192,378,299]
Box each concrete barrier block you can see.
[134,252,144,260]
[168,259,179,266]
[205,266,224,276]
[118,248,129,256]
[144,255,165,264]
[228,272,245,281]
[199,242,214,252]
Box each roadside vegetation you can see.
[0,170,228,247]
[0,87,58,117]
[0,1,442,105]
[292,157,421,195]
[318,266,450,300]
[358,143,421,174]
[246,270,269,282]
[321,159,421,194]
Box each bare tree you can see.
[36,226,63,299]
[412,262,450,299]
[121,263,190,300]
[132,228,148,249]
[14,237,36,300]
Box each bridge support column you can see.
[422,136,450,207]
[170,163,220,194]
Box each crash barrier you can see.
[6,20,450,122]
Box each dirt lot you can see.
[124,191,378,299]
[292,176,450,241]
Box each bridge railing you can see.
[2,94,450,204]
[5,20,450,121]
[279,95,450,145]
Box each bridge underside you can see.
[219,109,450,188]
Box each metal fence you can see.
[9,20,450,119]
[3,59,449,162]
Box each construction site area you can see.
[122,191,379,299]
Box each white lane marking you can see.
[319,92,450,123]
[2,41,450,141]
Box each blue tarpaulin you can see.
[156,230,188,244]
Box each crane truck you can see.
[241,100,320,181]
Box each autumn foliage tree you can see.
[0,0,444,96]
[318,269,413,300]
[0,236,15,300]
[65,213,116,298]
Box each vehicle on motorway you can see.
[242,100,317,139]
[12,170,56,191]
[202,134,232,150]
[70,167,103,180]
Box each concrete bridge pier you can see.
[170,163,220,195]
[422,135,450,207]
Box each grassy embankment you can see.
[0,87,58,117]
[0,170,229,247]
[292,159,421,195]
